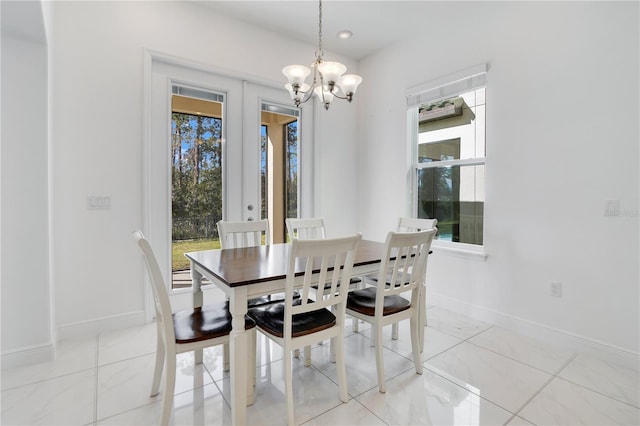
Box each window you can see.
[408,65,486,250]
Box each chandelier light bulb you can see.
[282,65,311,86]
[317,61,347,86]
[337,74,363,101]
[285,83,310,105]
[314,86,334,110]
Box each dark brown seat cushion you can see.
[346,287,411,317]
[247,300,336,338]
[173,302,255,344]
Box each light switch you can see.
[604,199,620,217]
[87,195,111,210]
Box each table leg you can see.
[229,286,249,424]
[191,266,204,364]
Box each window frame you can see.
[406,65,488,260]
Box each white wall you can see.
[48,1,359,338]
[1,29,52,363]
[357,2,639,355]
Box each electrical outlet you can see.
[550,281,562,297]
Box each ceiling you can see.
[195,1,444,61]
[1,1,473,61]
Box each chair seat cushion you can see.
[346,287,411,317]
[247,300,336,338]
[173,302,255,344]
[248,290,301,308]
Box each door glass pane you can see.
[286,121,298,222]
[171,92,223,288]
[260,103,299,243]
[417,164,485,245]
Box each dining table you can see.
[184,239,387,425]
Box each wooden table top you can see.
[185,239,385,287]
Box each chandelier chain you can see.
[316,0,323,60]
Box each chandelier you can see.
[282,0,363,110]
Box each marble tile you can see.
[519,377,640,425]
[558,352,640,407]
[302,399,385,425]
[426,307,493,340]
[426,341,551,412]
[96,352,213,421]
[1,369,95,425]
[357,367,514,425]
[217,356,346,425]
[505,415,535,425]
[468,326,575,374]
[1,336,97,391]
[313,333,415,396]
[98,384,230,425]
[202,333,286,382]
[359,320,463,361]
[98,322,157,366]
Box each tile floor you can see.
[2,305,639,425]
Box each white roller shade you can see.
[406,64,487,108]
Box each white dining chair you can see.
[247,233,362,426]
[133,230,257,425]
[285,217,326,240]
[218,219,270,249]
[395,217,438,338]
[346,229,436,393]
[364,217,438,345]
[286,217,363,358]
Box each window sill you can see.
[431,241,488,261]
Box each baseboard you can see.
[56,310,146,341]
[429,292,640,369]
[2,341,55,370]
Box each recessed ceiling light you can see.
[337,30,353,40]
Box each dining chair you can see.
[364,217,438,345]
[133,230,257,425]
[218,219,270,249]
[217,219,297,308]
[286,217,363,359]
[395,217,438,337]
[285,217,364,296]
[247,233,362,426]
[284,217,326,240]
[346,229,436,393]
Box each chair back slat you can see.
[218,219,270,249]
[285,217,326,241]
[284,234,362,338]
[376,230,436,305]
[132,230,176,344]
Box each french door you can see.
[145,53,313,310]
